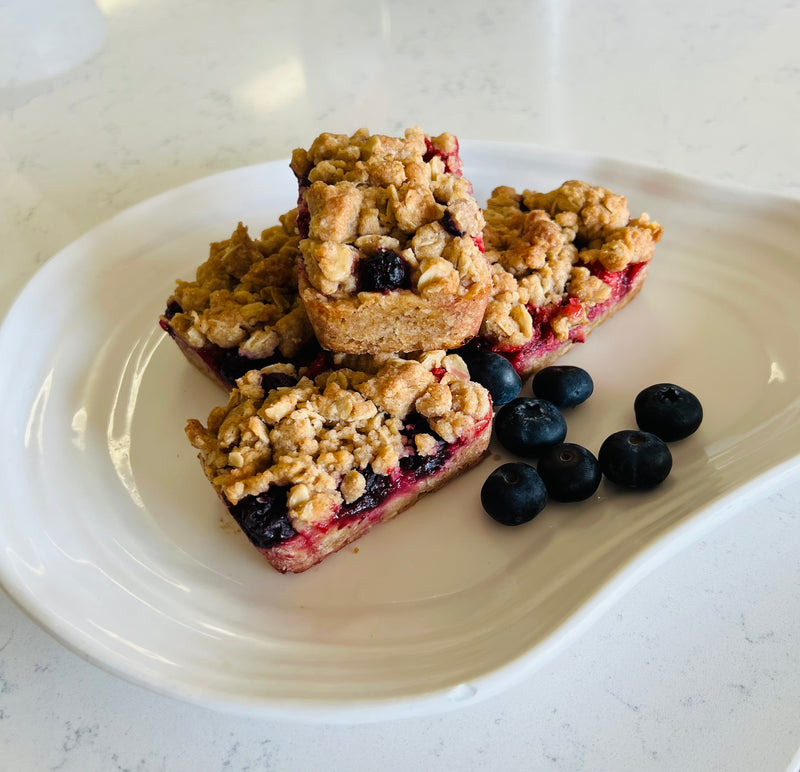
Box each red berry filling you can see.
[423,136,463,177]
[467,261,647,374]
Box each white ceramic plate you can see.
[1,142,799,722]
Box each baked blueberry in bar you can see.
[185,351,493,573]
[459,181,663,378]
[159,212,318,391]
[290,127,492,354]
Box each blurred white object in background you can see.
[0,0,105,88]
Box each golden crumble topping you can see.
[521,179,629,243]
[290,127,488,299]
[481,182,663,347]
[166,212,314,358]
[185,353,491,530]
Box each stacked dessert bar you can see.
[471,182,662,376]
[160,127,662,572]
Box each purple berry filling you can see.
[357,249,411,293]
[337,468,395,520]
[228,487,297,549]
[259,372,299,393]
[217,349,285,388]
[440,208,465,237]
[398,442,448,480]
[573,233,590,250]
[296,199,310,239]
[227,415,452,547]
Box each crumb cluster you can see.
[290,127,488,299]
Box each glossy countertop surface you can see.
[1,0,800,769]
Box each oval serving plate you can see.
[1,142,799,722]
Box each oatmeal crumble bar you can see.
[464,181,663,377]
[159,212,318,390]
[185,351,492,573]
[290,127,492,353]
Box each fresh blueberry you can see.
[357,249,411,292]
[494,398,567,456]
[598,430,672,489]
[634,383,703,442]
[481,462,548,525]
[465,351,522,406]
[532,365,594,408]
[537,443,601,502]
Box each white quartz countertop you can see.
[2,1,800,769]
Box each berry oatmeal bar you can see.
[185,351,492,573]
[159,212,318,391]
[465,181,663,377]
[290,127,492,353]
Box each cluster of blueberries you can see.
[456,351,703,527]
